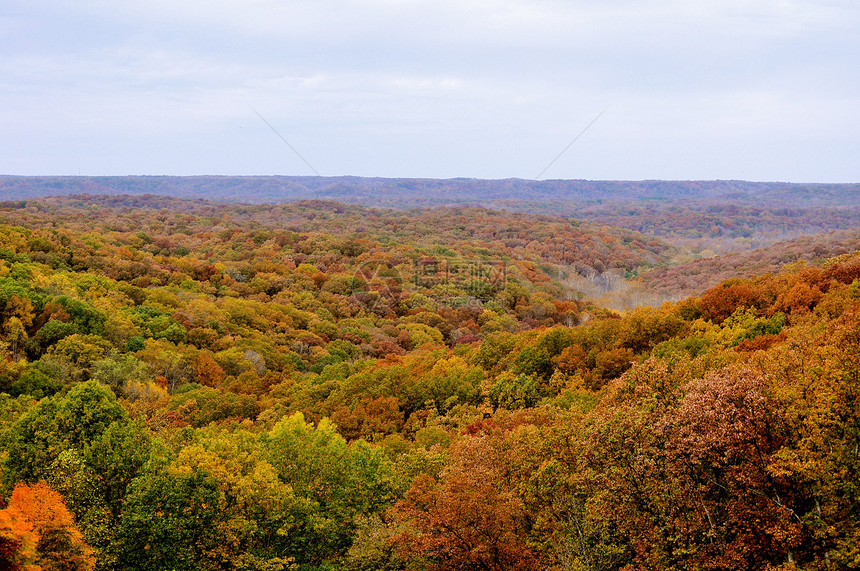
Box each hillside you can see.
[4,176,860,250]
[637,227,860,297]
[1,195,860,569]
[0,193,672,282]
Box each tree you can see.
[47,334,112,381]
[0,508,39,571]
[262,412,398,566]
[3,381,128,486]
[7,368,63,399]
[5,317,27,362]
[0,481,95,571]
[699,281,767,324]
[90,353,149,395]
[661,367,805,569]
[393,434,540,571]
[26,319,78,359]
[167,386,259,427]
[164,429,300,569]
[193,351,225,388]
[115,470,223,571]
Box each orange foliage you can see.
[393,435,540,571]
[193,351,225,388]
[330,396,403,441]
[0,482,95,571]
[555,344,586,374]
[0,509,39,571]
[776,281,822,315]
[735,331,787,352]
[700,282,766,324]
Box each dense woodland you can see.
[637,228,860,297]
[1,195,859,570]
[5,176,860,251]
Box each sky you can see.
[1,0,858,182]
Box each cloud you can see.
[0,0,858,180]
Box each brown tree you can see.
[393,434,540,571]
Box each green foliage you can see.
[1,397,63,485]
[125,335,145,352]
[50,334,112,370]
[475,332,517,374]
[489,372,543,410]
[419,355,483,413]
[7,368,63,399]
[651,335,711,362]
[849,277,860,298]
[27,319,79,357]
[52,296,107,335]
[262,413,397,565]
[84,419,152,509]
[0,277,39,310]
[2,381,127,486]
[535,327,575,358]
[512,346,553,380]
[167,387,260,427]
[617,306,687,353]
[731,311,786,346]
[91,353,150,394]
[115,470,223,571]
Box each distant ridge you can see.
[4,176,860,247]
[2,175,859,208]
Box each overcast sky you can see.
[1,0,858,181]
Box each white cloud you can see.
[0,0,858,179]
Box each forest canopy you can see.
[1,194,859,570]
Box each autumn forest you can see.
[1,181,859,571]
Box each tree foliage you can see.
[0,196,860,569]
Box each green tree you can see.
[115,470,223,571]
[3,381,127,486]
[262,413,398,566]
